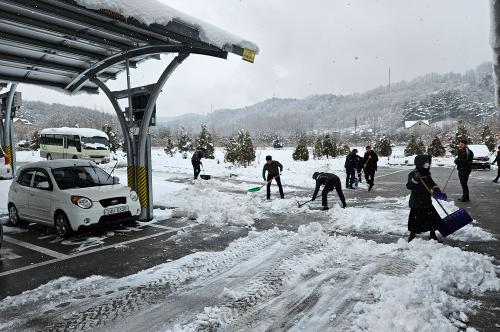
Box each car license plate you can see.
[104,206,128,215]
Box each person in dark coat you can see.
[311,172,347,211]
[191,147,206,180]
[454,140,474,202]
[363,146,379,191]
[355,155,364,184]
[406,155,442,242]
[491,146,500,183]
[262,155,284,200]
[344,149,358,189]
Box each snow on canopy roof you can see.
[40,127,109,139]
[74,0,259,54]
[468,144,491,157]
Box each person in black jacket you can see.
[406,155,442,242]
[311,172,347,211]
[363,146,379,191]
[344,149,358,189]
[191,147,206,180]
[491,146,500,183]
[454,140,474,202]
[262,155,284,200]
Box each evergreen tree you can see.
[481,124,496,152]
[224,130,255,166]
[195,124,215,158]
[404,136,426,156]
[177,127,193,153]
[427,136,446,157]
[449,122,472,156]
[101,124,120,152]
[375,135,392,157]
[338,143,350,156]
[322,134,337,158]
[30,130,40,150]
[239,130,256,166]
[313,136,323,159]
[164,135,175,157]
[292,138,309,161]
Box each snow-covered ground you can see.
[0,148,498,331]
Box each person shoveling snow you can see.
[310,172,346,211]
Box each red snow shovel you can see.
[420,179,473,237]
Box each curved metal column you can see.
[136,53,190,220]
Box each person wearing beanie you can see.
[262,155,284,200]
[406,155,442,242]
[311,172,346,211]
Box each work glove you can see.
[432,187,441,194]
[311,196,316,201]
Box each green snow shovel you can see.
[247,176,276,192]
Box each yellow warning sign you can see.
[242,48,256,63]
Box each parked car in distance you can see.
[468,144,492,170]
[8,160,140,238]
[0,147,12,180]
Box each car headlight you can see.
[130,191,138,201]
[71,196,93,209]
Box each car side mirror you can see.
[36,181,50,190]
[113,176,120,184]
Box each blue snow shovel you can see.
[421,179,473,237]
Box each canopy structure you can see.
[0,0,258,94]
[0,0,259,221]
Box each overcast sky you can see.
[16,0,492,117]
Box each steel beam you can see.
[0,73,99,94]
[66,45,227,93]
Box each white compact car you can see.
[8,160,141,238]
[0,147,12,180]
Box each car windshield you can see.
[51,166,114,189]
[81,136,108,150]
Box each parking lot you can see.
[0,166,499,331]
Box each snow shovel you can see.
[200,165,211,180]
[247,176,276,192]
[420,179,473,237]
[433,165,456,201]
[297,199,313,208]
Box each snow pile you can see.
[0,226,497,331]
[352,239,499,331]
[74,0,259,53]
[327,196,495,242]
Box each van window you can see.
[0,148,4,158]
[54,134,63,145]
[17,169,35,187]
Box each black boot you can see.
[459,194,469,202]
[408,232,416,242]
[322,206,329,211]
[368,183,374,191]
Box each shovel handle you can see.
[441,165,456,193]
[419,178,450,217]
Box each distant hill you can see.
[17,101,122,139]
[162,62,496,136]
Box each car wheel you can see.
[47,154,53,160]
[72,155,78,159]
[8,204,22,227]
[54,212,73,238]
